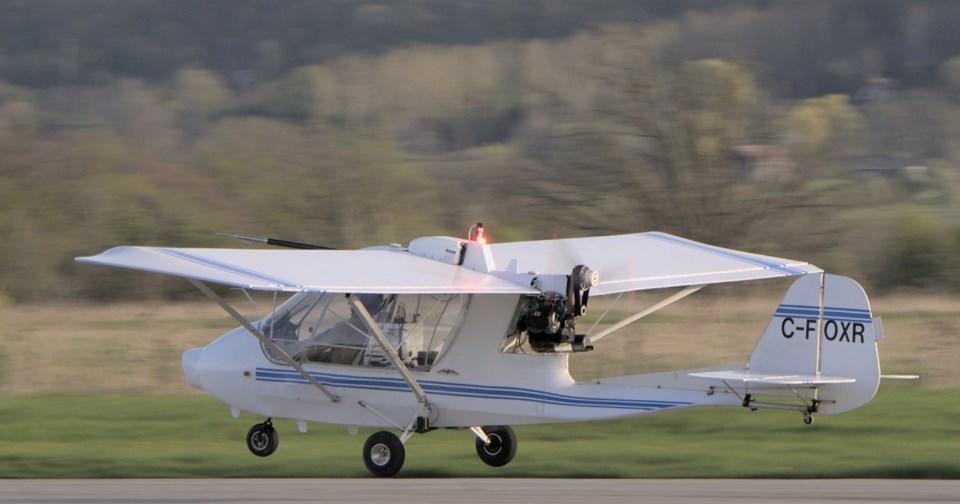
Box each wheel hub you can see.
[252,432,269,451]
[370,443,391,466]
[482,434,503,456]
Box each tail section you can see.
[748,273,881,414]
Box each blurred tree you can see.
[940,57,960,102]
[595,57,776,245]
[949,225,960,292]
[173,68,232,138]
[875,208,949,290]
[1,3,959,300]
[174,68,231,115]
[249,66,320,121]
[785,94,864,176]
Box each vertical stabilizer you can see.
[749,275,822,376]
[748,274,881,414]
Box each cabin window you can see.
[259,292,467,370]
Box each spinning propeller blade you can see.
[217,232,335,250]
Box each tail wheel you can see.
[246,422,279,457]
[363,431,405,477]
[475,425,517,467]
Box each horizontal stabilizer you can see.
[880,374,920,380]
[689,370,856,386]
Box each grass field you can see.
[0,295,957,478]
[0,385,957,478]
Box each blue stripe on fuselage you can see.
[254,367,690,411]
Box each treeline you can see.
[1,1,960,301]
[3,1,960,98]
[0,0,729,87]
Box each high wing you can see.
[76,246,537,294]
[489,231,820,296]
[78,231,819,296]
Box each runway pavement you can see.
[0,479,957,504]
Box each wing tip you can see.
[74,245,139,264]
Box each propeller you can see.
[217,232,335,250]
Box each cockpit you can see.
[259,292,468,370]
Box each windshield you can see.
[260,292,467,370]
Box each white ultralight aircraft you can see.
[77,224,903,476]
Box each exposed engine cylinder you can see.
[516,264,597,352]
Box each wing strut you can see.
[588,285,703,344]
[189,280,340,403]
[346,294,429,410]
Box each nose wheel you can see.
[475,425,517,467]
[246,420,279,457]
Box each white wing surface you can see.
[76,246,537,294]
[489,231,820,295]
[78,231,818,296]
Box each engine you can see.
[515,264,598,353]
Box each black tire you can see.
[363,431,405,477]
[475,425,517,467]
[246,422,279,457]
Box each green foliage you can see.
[786,94,864,166]
[173,68,231,115]
[940,57,960,101]
[0,3,959,300]
[2,1,959,100]
[875,208,952,290]
[247,67,321,121]
[949,225,960,291]
[0,82,37,131]
[677,59,757,158]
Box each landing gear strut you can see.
[247,419,279,457]
[363,431,406,477]
[474,425,517,467]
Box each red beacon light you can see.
[468,222,487,244]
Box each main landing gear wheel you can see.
[363,431,405,477]
[475,425,517,467]
[246,420,279,457]
[802,412,815,425]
